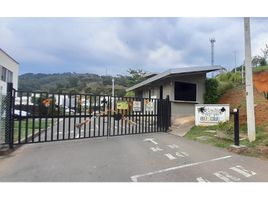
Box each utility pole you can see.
[244,17,256,142]
[112,77,115,97]
[112,77,115,110]
[242,62,244,84]
[210,38,216,77]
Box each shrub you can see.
[204,78,219,104]
[217,81,234,96]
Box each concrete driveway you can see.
[0,132,268,182]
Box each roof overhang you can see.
[126,65,223,92]
[0,48,19,65]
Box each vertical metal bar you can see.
[139,98,141,134]
[44,92,48,142]
[32,92,36,143]
[113,96,116,136]
[131,98,134,134]
[25,92,29,143]
[107,96,111,137]
[84,94,87,138]
[38,93,42,142]
[120,97,123,135]
[93,95,96,137]
[11,89,15,145]
[102,96,105,137]
[18,91,22,143]
[6,83,13,148]
[126,98,129,135]
[154,99,157,133]
[142,99,146,133]
[78,94,82,138]
[73,95,77,139]
[51,93,55,141]
[63,94,66,140]
[57,94,60,140]
[89,95,92,138]
[68,94,71,139]
[98,96,101,137]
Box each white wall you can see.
[0,49,19,94]
[135,73,207,122]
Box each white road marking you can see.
[214,171,240,182]
[175,152,185,157]
[144,138,158,145]
[175,152,189,157]
[150,147,163,152]
[165,153,176,160]
[230,165,256,178]
[181,152,189,156]
[130,155,232,182]
[196,177,210,182]
[167,144,179,149]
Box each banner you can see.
[195,104,230,126]
[116,101,129,110]
[133,101,141,112]
[144,99,154,112]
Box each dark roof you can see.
[0,48,19,64]
[126,65,223,91]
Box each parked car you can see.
[14,109,30,119]
[65,107,75,114]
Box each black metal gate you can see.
[5,83,171,147]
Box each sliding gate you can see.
[5,83,171,147]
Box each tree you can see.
[126,68,147,87]
[204,78,219,104]
[251,44,268,67]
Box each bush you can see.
[217,81,234,96]
[204,78,219,104]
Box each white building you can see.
[0,48,19,94]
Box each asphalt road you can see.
[1,132,268,182]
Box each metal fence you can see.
[6,82,171,147]
[0,89,7,144]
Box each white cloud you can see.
[1,17,268,74]
[146,45,183,67]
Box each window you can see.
[1,66,7,82]
[7,70,13,82]
[160,85,163,99]
[174,81,196,101]
[1,66,13,83]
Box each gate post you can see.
[165,95,171,132]
[233,108,240,146]
[5,82,14,148]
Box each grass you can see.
[185,122,268,159]
[253,65,268,72]
[185,125,233,148]
[13,119,51,142]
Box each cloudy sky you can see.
[1,17,268,75]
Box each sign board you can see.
[144,99,154,112]
[195,104,230,126]
[116,101,128,110]
[133,101,141,112]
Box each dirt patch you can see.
[256,146,268,154]
[218,72,268,128]
[253,71,268,93]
